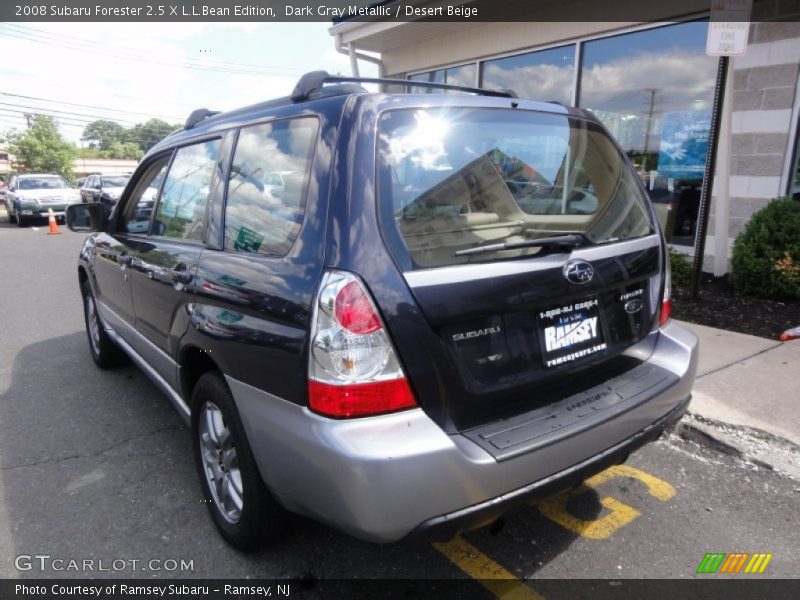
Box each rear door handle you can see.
[172,263,193,285]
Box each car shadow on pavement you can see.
[0,331,589,580]
[0,218,49,229]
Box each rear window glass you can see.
[377,108,654,269]
[19,177,69,190]
[102,176,130,187]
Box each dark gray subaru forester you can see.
[68,71,698,551]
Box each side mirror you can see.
[66,202,106,232]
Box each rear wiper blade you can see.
[454,234,588,257]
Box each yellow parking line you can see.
[433,537,545,600]
[538,493,640,540]
[586,464,676,501]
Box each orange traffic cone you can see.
[47,208,61,235]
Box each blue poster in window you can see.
[658,109,711,180]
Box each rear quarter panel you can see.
[182,99,344,406]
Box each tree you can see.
[100,141,143,160]
[82,119,128,151]
[7,115,76,178]
[128,118,180,153]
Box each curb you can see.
[672,412,800,480]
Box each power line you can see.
[0,108,172,131]
[0,108,109,127]
[0,71,199,108]
[0,101,182,131]
[0,101,181,127]
[0,101,145,126]
[0,91,183,122]
[6,23,302,74]
[0,24,304,78]
[0,110,180,138]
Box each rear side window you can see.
[153,139,220,241]
[377,108,654,269]
[224,117,318,256]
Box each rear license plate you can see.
[538,298,607,368]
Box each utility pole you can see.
[690,56,729,300]
[79,137,86,174]
[642,88,657,168]
[23,113,33,128]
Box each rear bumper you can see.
[410,394,689,541]
[229,321,698,543]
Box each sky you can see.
[0,22,379,144]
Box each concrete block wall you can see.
[707,12,800,273]
[725,6,800,239]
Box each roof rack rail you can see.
[290,70,517,103]
[184,108,220,130]
[181,72,518,134]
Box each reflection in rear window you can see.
[377,108,654,269]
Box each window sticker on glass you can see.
[233,226,265,253]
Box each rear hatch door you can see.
[375,106,664,430]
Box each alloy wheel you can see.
[199,402,243,524]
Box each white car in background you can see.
[4,173,81,227]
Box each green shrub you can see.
[667,246,692,287]
[731,198,800,300]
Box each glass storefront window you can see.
[408,63,477,93]
[481,45,575,105]
[789,125,800,201]
[579,21,718,246]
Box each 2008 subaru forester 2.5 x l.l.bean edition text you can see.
[67,71,698,551]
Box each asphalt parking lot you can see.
[0,221,798,593]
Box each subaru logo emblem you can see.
[624,299,643,314]
[563,260,594,285]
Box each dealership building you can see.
[331,0,800,274]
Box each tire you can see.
[192,372,286,551]
[81,280,128,368]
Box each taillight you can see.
[659,257,672,327]
[308,379,416,418]
[659,296,672,327]
[334,281,381,334]
[308,271,417,418]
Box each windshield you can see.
[377,108,654,269]
[103,176,130,187]
[18,177,70,190]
